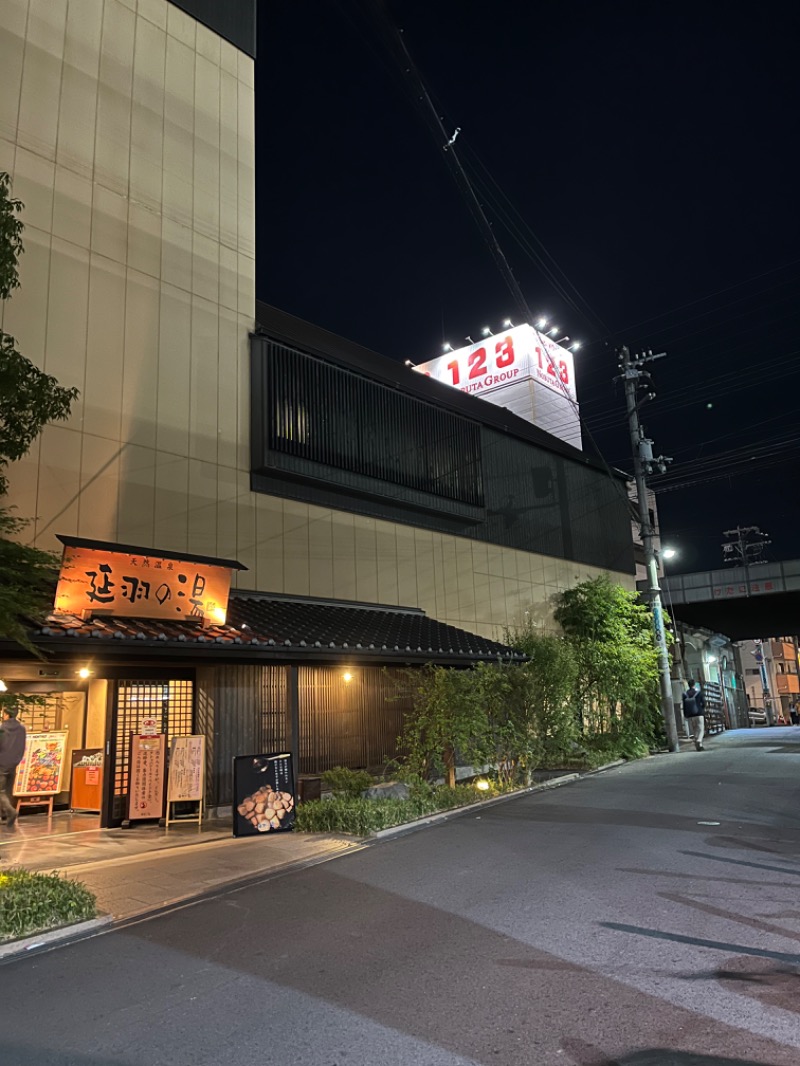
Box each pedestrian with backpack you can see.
[682,680,706,751]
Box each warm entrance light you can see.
[342,672,353,683]
[77,667,91,679]
[211,606,227,624]
[0,679,7,692]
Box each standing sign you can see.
[233,752,295,837]
[167,736,205,802]
[127,734,167,821]
[70,748,104,812]
[14,731,69,800]
[166,735,205,827]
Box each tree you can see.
[397,665,490,786]
[553,575,662,751]
[0,171,79,650]
[0,173,78,495]
[505,621,579,764]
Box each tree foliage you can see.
[554,574,662,747]
[1,174,78,494]
[0,171,79,650]
[507,622,580,762]
[397,576,663,786]
[397,665,492,785]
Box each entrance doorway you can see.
[105,678,194,826]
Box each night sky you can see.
[255,1,800,573]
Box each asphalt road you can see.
[3,728,800,1066]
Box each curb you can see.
[0,914,114,962]
[369,771,588,835]
[366,765,617,841]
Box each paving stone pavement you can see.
[0,814,361,921]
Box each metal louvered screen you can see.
[298,666,413,774]
[111,680,194,822]
[262,342,484,507]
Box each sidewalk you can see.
[0,816,362,922]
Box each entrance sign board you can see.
[53,537,246,624]
[233,752,295,837]
[14,731,68,797]
[127,734,167,821]
[167,735,206,803]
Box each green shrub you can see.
[320,766,374,798]
[296,797,423,835]
[295,782,489,835]
[0,869,97,942]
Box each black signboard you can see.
[233,752,296,837]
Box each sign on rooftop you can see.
[414,324,576,402]
[413,324,581,449]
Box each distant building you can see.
[737,637,799,724]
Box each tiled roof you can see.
[32,592,523,664]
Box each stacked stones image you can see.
[237,787,295,831]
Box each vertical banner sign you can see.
[167,736,206,803]
[127,734,167,821]
[233,752,295,837]
[14,731,69,797]
[70,748,104,812]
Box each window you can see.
[262,342,484,507]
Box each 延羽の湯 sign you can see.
[53,540,243,623]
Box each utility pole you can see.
[617,346,679,752]
[722,526,771,594]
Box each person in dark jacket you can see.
[0,706,27,828]
[682,681,706,751]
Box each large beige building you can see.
[0,0,634,644]
[0,1,639,824]
[0,0,255,581]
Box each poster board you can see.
[233,752,295,837]
[70,748,104,812]
[166,735,205,827]
[14,731,69,798]
[167,736,205,802]
[127,734,167,821]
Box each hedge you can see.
[0,869,97,942]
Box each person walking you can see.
[0,705,27,828]
[682,680,706,751]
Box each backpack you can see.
[683,689,700,716]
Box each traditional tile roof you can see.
[30,591,523,665]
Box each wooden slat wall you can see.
[197,665,288,807]
[299,667,413,774]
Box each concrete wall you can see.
[0,0,255,562]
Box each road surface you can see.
[2,728,800,1065]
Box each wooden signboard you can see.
[54,541,238,625]
[14,730,69,816]
[70,748,104,813]
[166,735,205,826]
[127,734,167,821]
